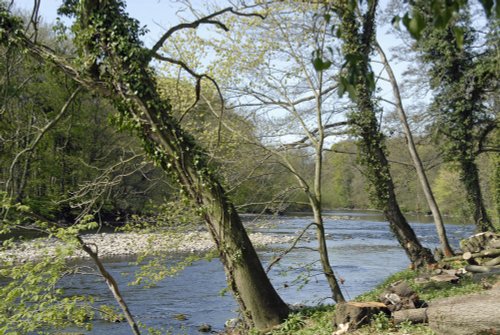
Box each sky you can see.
[12,0,195,47]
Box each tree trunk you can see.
[0,2,289,329]
[374,41,454,257]
[460,159,494,232]
[335,0,435,268]
[312,205,345,303]
[382,157,436,268]
[312,111,345,303]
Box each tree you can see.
[412,0,498,232]
[374,41,454,256]
[323,0,435,268]
[0,31,171,224]
[165,1,350,302]
[0,0,289,329]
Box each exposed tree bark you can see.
[393,308,428,325]
[427,287,500,335]
[0,1,289,329]
[374,41,454,257]
[334,0,435,268]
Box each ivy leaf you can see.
[346,83,357,100]
[313,57,332,71]
[453,27,465,49]
[338,78,346,97]
[407,12,425,39]
[391,15,401,30]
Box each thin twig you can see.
[149,7,265,56]
[266,222,316,273]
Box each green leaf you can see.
[453,27,465,49]
[407,12,425,39]
[338,79,346,97]
[478,0,494,17]
[346,83,357,100]
[313,57,332,71]
[391,15,401,30]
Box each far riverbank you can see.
[0,230,294,263]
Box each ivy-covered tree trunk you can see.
[334,0,435,268]
[461,158,492,232]
[0,1,289,329]
[413,0,496,233]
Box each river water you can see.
[61,211,473,334]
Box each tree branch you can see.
[149,7,265,56]
[152,53,225,144]
[77,236,141,335]
[277,121,349,151]
[266,222,316,273]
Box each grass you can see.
[255,268,497,335]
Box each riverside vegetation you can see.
[253,268,499,335]
[0,0,498,334]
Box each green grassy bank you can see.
[244,269,498,335]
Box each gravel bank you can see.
[0,231,294,263]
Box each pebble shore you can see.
[0,231,294,263]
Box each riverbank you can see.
[245,268,500,335]
[0,230,294,263]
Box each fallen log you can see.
[460,232,497,253]
[393,287,500,334]
[429,274,459,283]
[465,264,500,273]
[463,248,500,260]
[483,255,500,266]
[427,287,500,335]
[489,240,500,249]
[442,254,464,262]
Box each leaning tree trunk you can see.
[311,203,345,303]
[335,0,435,268]
[375,41,454,257]
[0,2,289,329]
[460,158,494,232]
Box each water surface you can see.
[61,211,473,334]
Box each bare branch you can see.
[28,0,40,41]
[149,7,265,56]
[152,53,226,144]
[277,121,350,151]
[266,222,316,273]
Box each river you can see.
[61,210,473,334]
